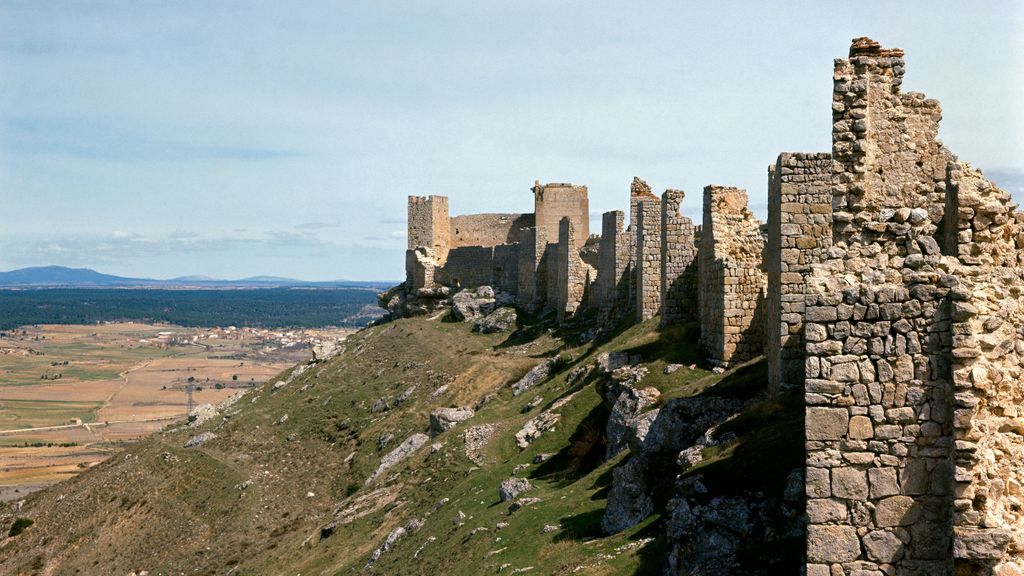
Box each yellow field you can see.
[0,322,352,500]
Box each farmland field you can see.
[0,322,353,500]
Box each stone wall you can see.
[595,210,629,323]
[436,246,497,289]
[766,153,833,396]
[635,196,662,322]
[804,38,1024,575]
[660,188,697,327]
[450,213,534,249]
[408,195,451,264]
[831,37,952,246]
[516,226,543,311]
[698,185,766,368]
[629,178,659,319]
[534,182,589,250]
[553,218,589,323]
[405,247,436,290]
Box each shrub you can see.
[9,518,33,537]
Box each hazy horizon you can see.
[2,2,1022,281]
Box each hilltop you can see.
[0,311,801,575]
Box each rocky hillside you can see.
[0,298,804,575]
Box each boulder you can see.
[473,307,517,333]
[601,456,653,534]
[511,358,555,396]
[366,433,429,484]
[450,287,497,321]
[312,341,340,362]
[429,406,475,436]
[605,385,661,459]
[514,411,560,449]
[498,477,532,502]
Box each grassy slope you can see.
[0,313,800,575]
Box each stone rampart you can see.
[660,189,697,327]
[804,38,1024,575]
[766,153,833,396]
[450,213,534,249]
[699,185,766,368]
[636,196,662,321]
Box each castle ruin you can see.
[386,38,1023,573]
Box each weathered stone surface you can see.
[498,477,532,502]
[472,307,517,333]
[601,456,653,535]
[450,287,496,321]
[807,525,861,562]
[874,496,921,527]
[807,407,849,440]
[428,406,474,436]
[366,433,429,484]
[511,358,555,396]
[863,530,904,563]
[831,467,868,500]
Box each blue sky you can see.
[1,1,1021,281]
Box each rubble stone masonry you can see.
[596,210,630,324]
[636,196,662,321]
[660,188,697,327]
[698,185,766,368]
[804,38,1024,575]
[766,153,833,396]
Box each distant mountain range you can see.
[0,266,393,289]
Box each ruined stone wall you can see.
[766,153,833,396]
[516,227,542,311]
[831,37,952,246]
[805,38,1024,575]
[698,185,765,368]
[492,243,520,295]
[405,247,436,290]
[629,178,659,319]
[660,189,697,327]
[949,267,1024,573]
[635,197,662,322]
[534,182,589,250]
[596,211,631,325]
[449,213,534,249]
[435,246,495,289]
[944,163,1024,573]
[553,218,589,323]
[408,195,451,264]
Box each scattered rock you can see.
[393,386,416,407]
[187,404,217,428]
[511,359,555,396]
[364,525,408,570]
[498,477,532,502]
[366,433,429,484]
[183,432,215,448]
[473,307,517,333]
[597,351,629,373]
[429,406,475,436]
[454,510,466,527]
[542,524,558,533]
[371,397,389,413]
[522,395,543,413]
[664,364,684,374]
[377,432,394,450]
[515,411,560,449]
[463,424,497,465]
[451,287,497,321]
[311,341,340,362]
[532,453,552,464]
[605,385,661,459]
[508,497,541,514]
